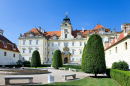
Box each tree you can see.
[52,49,63,69]
[30,50,41,68]
[82,34,106,76]
[81,44,87,72]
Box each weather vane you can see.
[66,11,68,16]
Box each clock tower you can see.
[59,12,74,40]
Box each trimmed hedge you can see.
[63,65,81,69]
[52,50,63,69]
[30,50,41,67]
[112,61,128,71]
[106,69,130,86]
[41,64,51,67]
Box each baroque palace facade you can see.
[18,14,130,68]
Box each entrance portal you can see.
[64,57,68,64]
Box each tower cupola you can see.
[62,12,71,24]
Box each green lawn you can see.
[24,77,119,86]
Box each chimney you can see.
[82,26,84,32]
[113,28,115,33]
[39,27,41,32]
[0,29,4,36]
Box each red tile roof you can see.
[105,32,127,50]
[23,24,110,39]
[24,28,43,37]
[93,24,104,30]
[0,35,19,53]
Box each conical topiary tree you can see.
[81,44,87,72]
[52,49,63,69]
[30,50,41,68]
[82,34,106,76]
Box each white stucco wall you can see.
[105,37,130,68]
[0,49,19,65]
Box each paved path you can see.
[0,67,106,85]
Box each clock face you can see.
[64,29,68,33]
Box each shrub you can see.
[112,61,128,71]
[63,65,81,69]
[16,60,23,65]
[23,61,30,67]
[30,50,41,68]
[52,50,63,69]
[112,62,118,69]
[82,34,106,76]
[41,64,51,67]
[106,69,130,86]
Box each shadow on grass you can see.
[89,76,110,78]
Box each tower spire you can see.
[66,11,68,16]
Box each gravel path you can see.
[0,67,106,85]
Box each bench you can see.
[71,69,77,72]
[59,68,66,71]
[62,74,76,80]
[4,76,33,85]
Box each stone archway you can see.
[64,57,68,64]
[62,46,71,64]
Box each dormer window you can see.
[125,27,126,33]
[115,34,117,39]
[12,44,16,50]
[65,24,67,26]
[3,41,7,48]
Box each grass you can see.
[24,77,119,86]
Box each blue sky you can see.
[0,0,130,45]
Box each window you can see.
[45,42,46,46]
[3,41,7,48]
[109,50,111,55]
[64,43,68,46]
[80,51,82,54]
[48,43,50,47]
[23,49,25,53]
[65,34,67,38]
[64,51,68,55]
[52,43,54,47]
[29,57,31,60]
[29,49,31,53]
[65,24,67,26]
[72,51,74,54]
[125,42,127,50]
[80,58,82,61]
[48,51,49,54]
[36,40,38,45]
[29,40,32,45]
[48,58,49,61]
[115,34,117,39]
[45,51,46,54]
[72,58,74,61]
[125,27,126,33]
[84,42,86,46]
[72,42,74,46]
[12,44,16,49]
[23,41,25,45]
[23,57,24,60]
[115,47,117,53]
[4,52,6,56]
[58,43,60,46]
[80,42,82,46]
[13,54,15,57]
[52,51,54,54]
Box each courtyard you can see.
[0,67,119,86]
